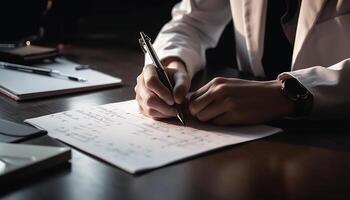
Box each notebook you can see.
[25,100,281,174]
[0,143,71,184]
[0,58,122,101]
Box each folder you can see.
[0,58,122,101]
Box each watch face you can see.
[282,78,313,117]
[284,78,308,97]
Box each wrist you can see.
[162,57,187,72]
[161,57,186,69]
[270,80,298,117]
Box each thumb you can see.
[173,72,190,104]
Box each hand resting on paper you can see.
[189,77,296,125]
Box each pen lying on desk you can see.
[139,31,186,126]
[0,61,87,82]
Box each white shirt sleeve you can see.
[145,0,232,79]
[279,60,350,119]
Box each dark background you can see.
[0,0,236,67]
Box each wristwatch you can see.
[281,77,313,117]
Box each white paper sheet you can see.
[25,100,281,174]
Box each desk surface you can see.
[1,44,350,200]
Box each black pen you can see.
[139,32,186,126]
[0,61,87,82]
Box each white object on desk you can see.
[0,58,122,101]
[25,100,282,174]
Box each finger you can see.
[190,81,211,101]
[135,83,144,108]
[139,104,169,119]
[143,64,174,105]
[195,99,230,122]
[138,104,143,113]
[191,77,227,101]
[138,84,177,117]
[189,89,215,116]
[173,72,190,104]
[136,74,175,118]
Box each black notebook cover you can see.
[0,118,47,143]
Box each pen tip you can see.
[177,114,186,126]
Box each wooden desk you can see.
[1,45,350,200]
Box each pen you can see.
[0,61,87,82]
[0,43,16,48]
[139,32,186,126]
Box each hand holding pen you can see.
[136,32,190,125]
